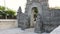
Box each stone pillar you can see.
[17,7,22,28]
[34,14,43,33]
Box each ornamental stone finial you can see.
[18,7,22,14]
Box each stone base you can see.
[35,24,59,33]
[43,24,58,33]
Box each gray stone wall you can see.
[44,9,60,32]
[40,9,60,33]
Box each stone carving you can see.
[19,13,29,30]
[17,7,22,25]
[34,14,42,33]
[17,7,30,30]
[17,0,60,33]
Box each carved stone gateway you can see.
[17,0,60,33]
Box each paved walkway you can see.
[0,28,37,34]
[0,28,49,34]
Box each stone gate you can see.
[17,0,60,33]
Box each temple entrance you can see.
[30,7,38,28]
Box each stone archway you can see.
[30,7,38,28]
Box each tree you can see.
[0,6,5,11]
[6,8,16,18]
[0,6,16,19]
[0,11,7,19]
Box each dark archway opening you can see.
[32,7,38,21]
[30,7,38,28]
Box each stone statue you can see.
[17,7,30,30]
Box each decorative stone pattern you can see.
[17,7,30,30]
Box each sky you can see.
[0,0,60,13]
[0,0,26,13]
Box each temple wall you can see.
[42,9,60,33]
[0,19,17,30]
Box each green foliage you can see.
[0,6,5,11]
[0,6,16,19]
[32,7,38,13]
[0,11,6,15]
[6,9,16,16]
